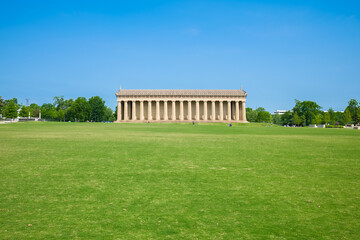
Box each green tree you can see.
[57,109,65,121]
[272,113,282,125]
[356,108,360,124]
[4,98,18,106]
[41,103,58,120]
[67,97,90,122]
[29,103,40,117]
[328,108,335,125]
[323,112,330,124]
[53,96,65,111]
[51,97,74,121]
[293,112,301,126]
[345,99,359,123]
[301,115,306,126]
[255,107,271,122]
[104,107,115,121]
[256,111,270,122]
[114,105,118,120]
[246,107,258,122]
[89,96,106,122]
[3,100,18,118]
[293,100,321,125]
[281,111,293,125]
[19,105,29,117]
[314,114,323,124]
[335,112,343,125]
[64,99,73,109]
[32,108,40,118]
[63,99,74,121]
[255,107,266,112]
[343,109,352,125]
[0,96,4,113]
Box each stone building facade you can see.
[115,89,247,122]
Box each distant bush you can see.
[326,125,343,128]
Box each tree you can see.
[343,109,352,125]
[345,99,359,123]
[19,105,29,117]
[256,107,271,123]
[328,108,335,125]
[255,107,266,112]
[293,100,321,125]
[67,97,90,122]
[3,100,18,119]
[53,96,65,111]
[272,113,282,125]
[281,111,293,125]
[114,105,118,120]
[104,107,115,121]
[357,108,360,124]
[323,112,330,124]
[57,109,65,121]
[314,114,323,125]
[335,112,343,125]
[89,96,106,122]
[246,107,258,122]
[0,96,4,113]
[41,103,58,120]
[29,103,40,117]
[63,99,74,121]
[301,115,306,126]
[4,98,18,106]
[293,112,301,126]
[64,99,73,109]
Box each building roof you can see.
[116,89,247,97]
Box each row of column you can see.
[117,100,246,121]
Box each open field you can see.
[0,122,359,239]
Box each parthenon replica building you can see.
[115,89,248,122]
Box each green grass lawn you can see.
[0,122,359,239]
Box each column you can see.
[124,101,128,121]
[227,101,231,121]
[196,100,200,121]
[188,101,192,120]
[117,101,122,121]
[235,101,239,121]
[172,101,176,120]
[132,101,136,120]
[140,101,144,120]
[156,100,160,120]
[180,101,184,121]
[203,101,207,120]
[219,101,223,121]
[212,101,215,120]
[164,101,168,120]
[148,101,152,120]
[241,101,246,121]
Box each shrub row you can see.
[325,125,343,128]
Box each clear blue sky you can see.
[1,0,359,112]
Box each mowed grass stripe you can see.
[0,122,359,239]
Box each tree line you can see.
[1,96,359,125]
[247,99,360,126]
[0,96,115,122]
